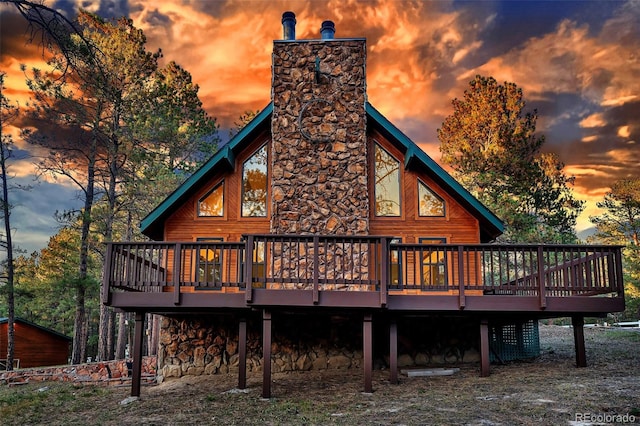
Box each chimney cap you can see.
[282,11,296,40]
[320,20,335,40]
[282,11,296,23]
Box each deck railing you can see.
[103,237,625,306]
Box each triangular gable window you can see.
[418,180,445,217]
[198,181,224,217]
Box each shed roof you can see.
[0,317,72,341]
[140,102,503,241]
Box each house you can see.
[103,13,625,398]
[0,317,71,369]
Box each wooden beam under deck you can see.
[108,291,624,316]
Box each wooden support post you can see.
[389,318,398,385]
[380,237,388,307]
[245,236,254,303]
[101,243,113,305]
[238,317,247,390]
[458,246,466,309]
[131,312,145,397]
[173,243,182,305]
[572,316,587,368]
[262,310,272,398]
[363,313,373,393]
[537,245,547,309]
[313,236,319,304]
[479,319,490,377]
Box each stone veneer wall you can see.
[270,39,368,235]
[156,314,482,380]
[0,357,156,386]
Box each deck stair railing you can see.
[391,243,624,297]
[104,238,624,303]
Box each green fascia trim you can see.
[365,102,504,235]
[140,103,273,236]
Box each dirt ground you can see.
[2,324,639,425]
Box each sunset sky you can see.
[1,0,639,254]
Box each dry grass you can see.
[1,325,639,425]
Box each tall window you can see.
[418,180,445,217]
[374,144,401,216]
[242,144,268,217]
[198,182,224,217]
[197,237,223,285]
[419,237,447,288]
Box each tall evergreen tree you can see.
[438,75,583,243]
[21,9,218,362]
[589,178,640,318]
[0,71,18,370]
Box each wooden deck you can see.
[103,235,625,398]
[104,235,625,315]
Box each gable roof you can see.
[140,102,503,241]
[0,317,72,341]
[140,103,273,240]
[365,103,503,241]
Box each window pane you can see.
[419,238,447,287]
[390,238,401,286]
[375,144,401,216]
[242,144,268,217]
[198,182,224,217]
[418,181,445,216]
[197,238,223,284]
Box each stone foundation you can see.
[157,314,482,380]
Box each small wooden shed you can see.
[0,318,71,369]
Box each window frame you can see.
[373,142,402,217]
[195,237,224,287]
[389,237,402,289]
[418,237,448,290]
[417,179,446,217]
[241,143,269,218]
[197,180,225,218]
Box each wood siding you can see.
[368,130,480,245]
[164,134,271,243]
[0,321,70,368]
[163,128,481,246]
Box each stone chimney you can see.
[270,14,368,235]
